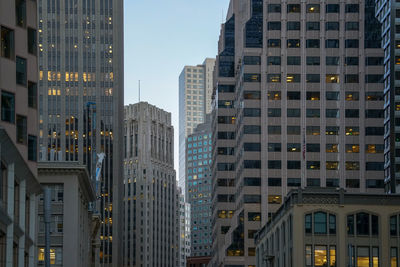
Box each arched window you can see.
[305,212,336,235]
[314,212,327,234]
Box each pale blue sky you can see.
[124,0,230,172]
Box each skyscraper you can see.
[179,189,191,267]
[37,0,124,265]
[212,0,385,266]
[375,0,400,193]
[0,0,41,266]
[123,102,179,267]
[179,58,215,195]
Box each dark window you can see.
[28,82,37,109]
[287,21,300,31]
[268,22,281,31]
[347,215,355,235]
[366,162,384,171]
[287,161,301,169]
[307,161,320,170]
[268,108,281,117]
[243,74,261,82]
[243,56,261,65]
[28,135,37,161]
[345,109,359,118]
[346,22,359,31]
[390,216,398,236]
[356,213,370,235]
[244,125,261,134]
[16,57,27,86]
[365,92,384,101]
[306,74,320,83]
[365,75,384,83]
[326,91,340,100]
[366,127,384,136]
[366,57,383,66]
[244,143,261,151]
[244,108,261,117]
[244,178,261,186]
[287,39,300,48]
[287,143,301,152]
[306,57,320,65]
[218,147,235,155]
[307,178,320,186]
[366,179,384,188]
[1,27,15,59]
[287,56,300,65]
[306,109,320,118]
[345,39,359,48]
[326,57,340,66]
[346,4,359,13]
[267,56,281,65]
[326,178,339,187]
[248,212,261,221]
[305,214,312,233]
[307,126,320,135]
[268,39,281,47]
[365,109,384,118]
[287,108,300,117]
[1,91,15,123]
[217,163,235,171]
[244,160,261,169]
[27,28,37,55]
[326,109,339,118]
[306,22,320,31]
[268,178,281,187]
[372,215,379,235]
[329,214,336,234]
[288,178,301,187]
[326,39,339,48]
[217,132,235,140]
[244,195,261,203]
[307,144,320,152]
[268,126,281,135]
[16,115,27,144]
[346,179,360,188]
[268,4,281,13]
[268,143,281,152]
[314,212,327,234]
[244,91,261,99]
[287,4,300,13]
[345,74,359,83]
[268,160,281,169]
[16,0,27,27]
[326,4,339,13]
[287,91,300,100]
[345,57,359,66]
[306,39,320,48]
[325,22,339,31]
[218,84,235,93]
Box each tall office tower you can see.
[123,102,179,267]
[211,0,385,266]
[37,0,124,265]
[0,0,41,266]
[375,0,400,193]
[179,58,215,195]
[186,115,212,257]
[178,189,191,267]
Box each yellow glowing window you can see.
[39,71,43,80]
[267,91,281,100]
[38,248,45,261]
[326,161,339,170]
[330,246,336,267]
[307,4,320,13]
[75,73,78,81]
[57,72,61,81]
[65,72,69,81]
[357,247,370,267]
[345,127,360,136]
[346,161,360,170]
[396,57,400,65]
[326,144,338,153]
[314,245,327,266]
[396,103,400,111]
[47,71,51,81]
[268,195,282,204]
[326,74,339,83]
[391,247,397,267]
[346,144,360,153]
[287,75,294,83]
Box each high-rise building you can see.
[375,0,400,193]
[37,0,124,265]
[123,102,179,267]
[186,115,212,257]
[178,189,191,267]
[211,0,385,266]
[179,58,215,194]
[0,0,41,266]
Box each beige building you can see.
[37,162,98,267]
[123,102,179,267]
[255,188,400,267]
[0,0,41,266]
[212,0,385,266]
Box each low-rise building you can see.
[255,188,400,267]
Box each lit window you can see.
[314,245,327,266]
[326,144,338,153]
[326,161,339,170]
[357,247,370,267]
[326,74,339,83]
[345,127,360,136]
[346,144,360,153]
[346,161,360,170]
[268,195,282,204]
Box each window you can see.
[244,178,260,186]
[1,91,15,123]
[287,39,300,48]
[268,126,281,135]
[366,127,384,136]
[28,28,37,55]
[1,27,15,59]
[267,91,281,100]
[16,57,27,86]
[346,161,360,170]
[28,135,37,161]
[268,39,281,47]
[287,4,300,13]
[365,109,384,118]
[287,160,301,169]
[366,162,384,171]
[248,213,261,221]
[391,216,398,236]
[307,57,320,65]
[288,178,301,187]
[346,144,360,153]
[366,57,383,66]
[287,56,301,65]
[326,39,339,48]
[366,179,384,189]
[244,125,261,134]
[345,92,359,101]
[326,109,339,118]
[306,74,320,83]
[286,74,300,83]
[345,74,359,83]
[366,92,384,101]
[268,22,281,31]
[326,4,339,13]
[307,109,320,118]
[287,21,300,31]
[366,75,384,83]
[267,74,281,83]
[16,0,26,27]
[307,22,320,31]
[28,82,37,109]
[218,85,235,93]
[244,160,261,169]
[305,214,312,234]
[243,56,261,65]
[268,108,281,117]
[287,91,300,100]
[244,108,261,117]
[326,22,339,31]
[346,39,359,48]
[327,178,339,187]
[326,144,338,153]
[268,178,281,187]
[345,109,359,118]
[307,178,320,186]
[307,161,320,170]
[16,115,27,144]
[287,108,300,117]
[326,126,339,135]
[307,126,320,136]
[345,127,359,136]
[306,92,320,100]
[244,143,261,151]
[268,4,281,13]
[326,161,339,170]
[268,195,282,204]
[366,144,384,154]
[267,56,281,65]
[306,39,320,48]
[357,247,370,267]
[391,248,398,267]
[268,143,281,152]
[268,160,281,169]
[326,74,339,83]
[244,74,261,82]
[244,91,261,99]
[307,4,319,13]
[326,57,340,66]
[356,213,370,235]
[285,143,300,153]
[287,126,300,135]
[346,179,360,188]
[244,195,261,203]
[345,57,359,66]
[314,212,327,234]
[346,4,359,13]
[346,22,359,31]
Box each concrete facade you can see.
[37,163,97,267]
[212,0,385,266]
[255,188,400,267]
[0,0,41,266]
[37,0,125,265]
[123,102,179,267]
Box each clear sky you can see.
[124,0,230,173]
